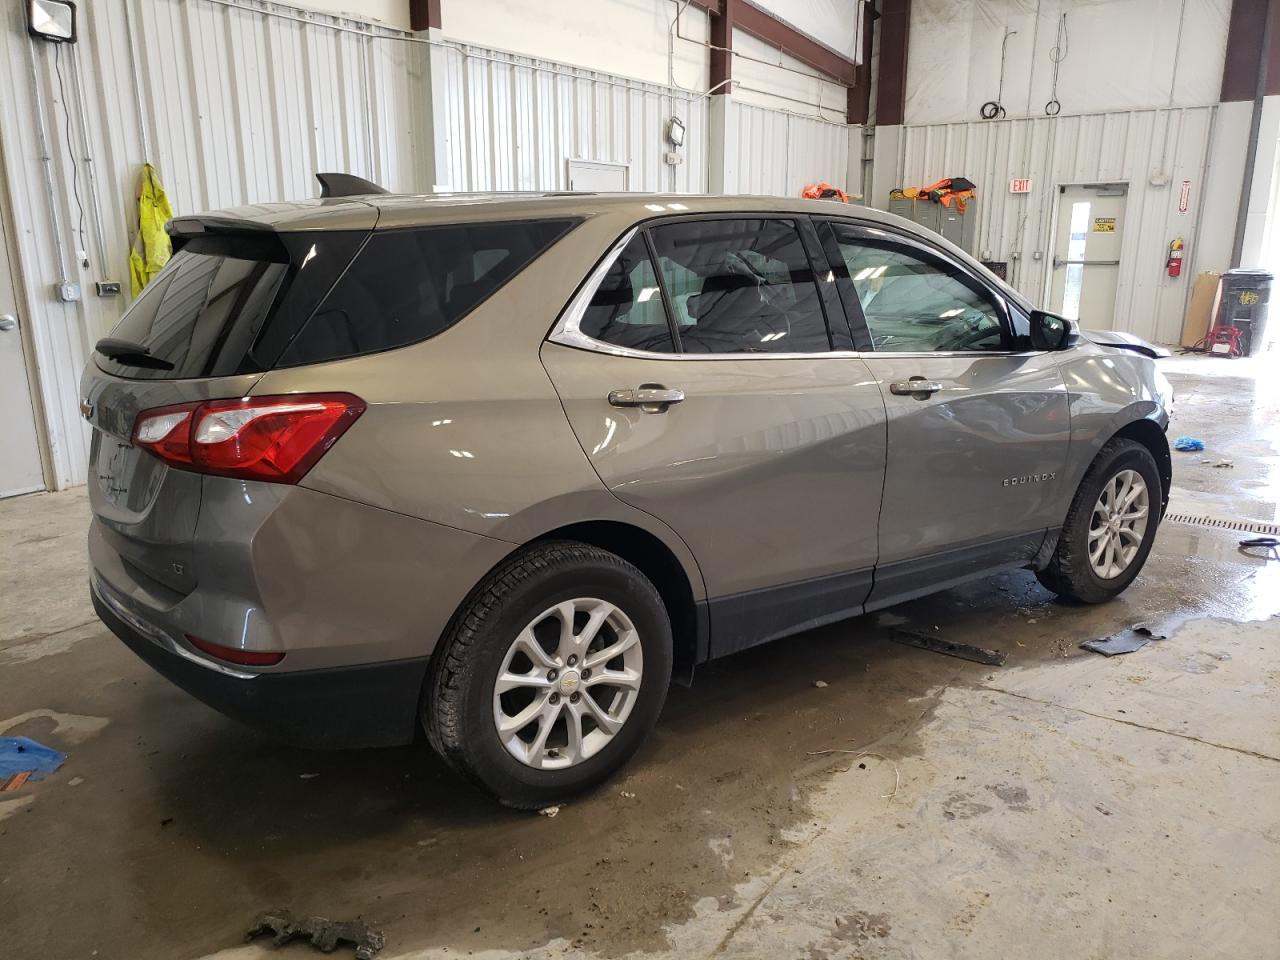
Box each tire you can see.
[424,540,672,809]
[1037,437,1162,603]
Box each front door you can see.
[820,219,1071,608]
[1050,183,1127,329]
[542,217,887,656]
[0,193,45,498]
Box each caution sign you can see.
[1093,217,1116,233]
[1240,290,1260,306]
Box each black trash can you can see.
[1217,268,1272,355]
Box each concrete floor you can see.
[2,355,1278,960]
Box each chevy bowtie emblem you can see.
[79,399,94,420]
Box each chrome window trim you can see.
[547,221,1047,363]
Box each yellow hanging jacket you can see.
[129,164,173,296]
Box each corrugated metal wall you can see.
[887,107,1217,343]
[434,42,708,194]
[730,102,853,197]
[0,0,427,488]
[3,0,856,491]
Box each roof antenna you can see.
[316,173,389,198]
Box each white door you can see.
[1050,184,1127,329]
[567,159,629,192]
[0,198,46,498]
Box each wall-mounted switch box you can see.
[56,281,82,302]
[96,281,122,297]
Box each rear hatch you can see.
[82,208,375,596]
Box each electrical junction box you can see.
[663,151,683,166]
[95,281,121,297]
[56,281,81,302]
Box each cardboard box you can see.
[1181,272,1222,347]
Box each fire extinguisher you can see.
[1167,237,1184,278]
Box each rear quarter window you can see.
[278,218,580,367]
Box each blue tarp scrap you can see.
[0,736,66,781]
[1173,436,1205,451]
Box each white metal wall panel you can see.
[888,107,1218,344]
[435,43,708,195]
[730,102,852,198]
[0,0,426,489]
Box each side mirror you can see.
[1030,310,1075,351]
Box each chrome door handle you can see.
[889,378,942,398]
[608,385,685,409]
[0,314,16,332]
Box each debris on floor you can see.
[1173,436,1205,451]
[889,628,1007,666]
[0,736,66,789]
[813,680,829,688]
[1240,537,1280,561]
[245,908,385,960]
[538,805,560,818]
[1081,623,1168,657]
[1211,459,1234,468]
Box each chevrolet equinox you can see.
[83,191,1172,807]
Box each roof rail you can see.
[316,172,389,198]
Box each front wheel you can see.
[1036,437,1162,603]
[425,541,672,808]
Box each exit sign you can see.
[1010,178,1033,194]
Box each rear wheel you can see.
[425,541,672,808]
[1037,438,1162,603]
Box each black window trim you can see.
[549,213,852,360]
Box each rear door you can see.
[817,219,1070,608]
[541,216,888,656]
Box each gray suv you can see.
[83,192,1171,807]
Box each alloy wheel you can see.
[492,598,644,769]
[1089,468,1150,579]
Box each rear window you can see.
[97,232,364,380]
[278,218,580,367]
[98,218,578,379]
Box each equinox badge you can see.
[1004,472,1056,487]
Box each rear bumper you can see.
[93,585,427,749]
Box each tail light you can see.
[132,393,366,483]
[187,634,285,667]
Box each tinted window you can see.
[648,219,831,354]
[832,231,1006,352]
[100,237,287,380]
[98,231,370,380]
[280,218,579,366]
[579,235,676,353]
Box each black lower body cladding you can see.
[93,592,427,749]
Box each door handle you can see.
[889,378,942,398]
[0,314,16,332]
[608,385,685,410]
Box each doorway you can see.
[0,190,46,498]
[1049,183,1128,329]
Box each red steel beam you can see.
[409,0,441,32]
[1221,0,1280,100]
[734,0,857,86]
[847,0,877,124]
[875,0,910,126]
[709,0,736,92]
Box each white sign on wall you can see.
[1010,178,1032,194]
[1178,179,1192,214]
